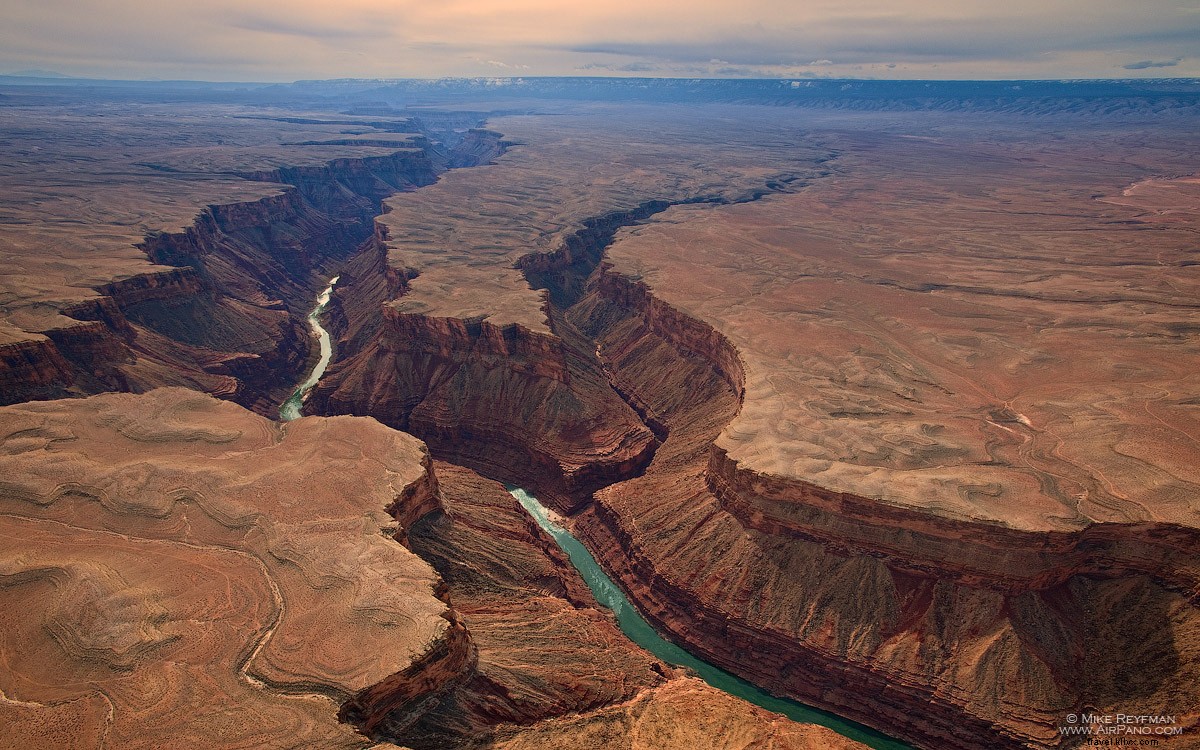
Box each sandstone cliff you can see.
[566,263,1200,750]
[306,165,1200,748]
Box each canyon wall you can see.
[0,145,449,414]
[309,294,657,510]
[307,166,1199,748]
[567,263,1200,750]
[0,389,466,748]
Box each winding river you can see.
[509,486,913,750]
[283,279,909,748]
[279,275,339,422]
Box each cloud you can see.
[470,57,532,71]
[2,0,1199,80]
[228,12,392,41]
[566,3,1200,72]
[1123,57,1183,69]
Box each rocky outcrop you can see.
[489,676,870,750]
[309,264,657,512]
[391,461,872,750]
[517,200,674,307]
[233,149,438,221]
[93,267,205,308]
[339,614,474,736]
[397,462,670,748]
[295,159,1200,747]
[709,444,1200,596]
[446,128,511,169]
[590,270,745,397]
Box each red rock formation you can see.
[446,128,512,169]
[395,461,869,750]
[0,337,75,397]
[566,262,1200,750]
[310,275,657,512]
[0,146,444,413]
[708,443,1200,595]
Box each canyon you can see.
[2,78,1199,749]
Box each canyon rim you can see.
[1,73,1199,750]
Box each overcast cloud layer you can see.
[3,0,1198,81]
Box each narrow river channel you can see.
[280,275,339,422]
[282,279,912,749]
[509,486,914,750]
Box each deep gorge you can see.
[6,119,1197,750]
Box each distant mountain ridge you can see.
[2,74,1197,116]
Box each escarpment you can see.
[7,99,1198,750]
[120,150,441,411]
[555,135,1200,749]
[567,260,1200,750]
[707,445,1200,595]
[309,290,657,511]
[304,122,830,509]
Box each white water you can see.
[279,275,339,421]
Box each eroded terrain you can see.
[2,79,1199,749]
[0,388,454,748]
[0,100,457,411]
[310,103,1200,748]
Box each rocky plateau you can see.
[2,80,1199,749]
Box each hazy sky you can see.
[4,0,1198,81]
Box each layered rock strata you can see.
[0,388,463,748]
[570,259,1200,750]
[0,105,496,412]
[565,130,1200,749]
[489,677,869,750]
[309,111,1200,749]
[308,110,834,508]
[398,461,868,750]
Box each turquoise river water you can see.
[509,486,914,750]
[280,279,912,749]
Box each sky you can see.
[3,0,1199,82]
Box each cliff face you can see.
[565,265,1200,750]
[446,128,512,169]
[403,462,870,750]
[309,296,657,511]
[709,444,1200,595]
[310,165,1200,747]
[0,145,447,414]
[307,195,665,510]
